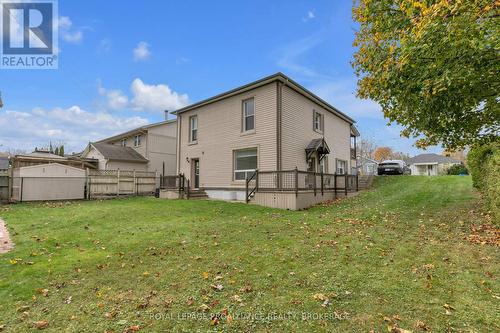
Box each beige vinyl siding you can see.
[106,161,148,171]
[84,146,107,170]
[107,122,177,173]
[178,83,277,188]
[281,85,352,174]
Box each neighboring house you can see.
[87,119,177,174]
[408,153,462,176]
[81,142,149,171]
[173,72,359,201]
[358,157,378,175]
[12,149,97,170]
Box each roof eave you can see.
[172,72,356,124]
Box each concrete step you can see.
[187,190,209,199]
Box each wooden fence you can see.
[0,169,9,202]
[88,170,157,198]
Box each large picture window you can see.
[189,116,198,142]
[234,148,257,180]
[243,98,255,132]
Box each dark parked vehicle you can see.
[377,160,411,175]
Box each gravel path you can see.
[0,218,14,254]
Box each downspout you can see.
[276,81,283,172]
[177,114,182,174]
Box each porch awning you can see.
[305,138,330,161]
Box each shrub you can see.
[467,140,499,220]
[447,164,468,175]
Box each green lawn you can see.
[0,176,498,332]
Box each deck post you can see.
[294,167,298,197]
[186,179,190,199]
[321,171,324,196]
[334,173,337,196]
[356,174,359,192]
[255,169,259,192]
[345,174,348,196]
[313,172,317,196]
[245,175,249,204]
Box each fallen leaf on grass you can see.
[239,285,252,293]
[124,325,140,332]
[36,289,49,297]
[414,320,430,331]
[34,320,49,330]
[202,272,209,279]
[211,284,224,291]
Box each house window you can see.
[336,159,347,174]
[121,139,127,147]
[319,157,328,173]
[243,98,255,132]
[189,116,198,142]
[234,148,257,180]
[134,135,141,147]
[313,111,323,133]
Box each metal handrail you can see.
[245,170,258,203]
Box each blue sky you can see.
[0,0,442,155]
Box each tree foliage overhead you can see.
[352,0,499,149]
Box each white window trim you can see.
[233,148,258,181]
[121,138,127,147]
[313,110,323,133]
[242,98,255,133]
[134,135,141,147]
[189,115,198,143]
[336,159,347,175]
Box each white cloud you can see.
[0,106,149,153]
[97,38,111,53]
[133,41,151,61]
[98,80,129,110]
[97,79,189,113]
[302,10,315,22]
[130,79,189,111]
[57,16,83,43]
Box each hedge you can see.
[467,140,499,220]
[447,164,468,175]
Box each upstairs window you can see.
[234,148,257,180]
[134,135,141,147]
[189,116,198,142]
[121,138,127,147]
[313,111,323,133]
[243,98,255,132]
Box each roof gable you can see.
[91,143,148,163]
[408,153,461,165]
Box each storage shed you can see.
[12,163,86,201]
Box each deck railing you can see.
[246,168,359,202]
[159,173,186,196]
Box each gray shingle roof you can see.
[407,153,461,165]
[92,143,148,163]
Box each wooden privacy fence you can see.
[88,170,157,198]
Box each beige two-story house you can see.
[173,73,358,202]
[82,119,177,175]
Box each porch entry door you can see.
[192,159,200,189]
[306,157,316,189]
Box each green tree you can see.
[54,147,59,156]
[59,145,65,156]
[352,0,499,149]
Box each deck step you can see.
[188,189,209,199]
